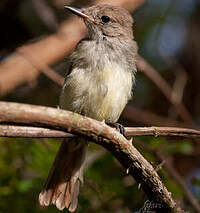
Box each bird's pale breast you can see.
[60,62,133,122]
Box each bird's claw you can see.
[106,122,126,136]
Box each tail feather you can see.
[39,137,87,212]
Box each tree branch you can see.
[0,125,72,138]
[1,125,200,139]
[0,101,186,212]
[134,140,200,213]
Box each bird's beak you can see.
[65,6,93,22]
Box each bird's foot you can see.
[106,122,126,136]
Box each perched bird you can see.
[39,4,137,212]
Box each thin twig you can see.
[1,125,200,139]
[0,125,72,138]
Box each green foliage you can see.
[164,140,193,155]
[0,138,146,213]
[164,177,184,197]
[191,177,200,188]
[0,137,59,213]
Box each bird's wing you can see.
[63,38,90,81]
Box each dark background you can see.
[0,0,200,212]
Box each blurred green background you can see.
[0,0,200,212]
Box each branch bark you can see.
[0,101,186,212]
[1,125,200,139]
[134,140,200,213]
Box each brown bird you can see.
[39,4,137,212]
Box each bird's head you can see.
[65,4,134,41]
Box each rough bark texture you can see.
[0,125,200,139]
[0,101,186,212]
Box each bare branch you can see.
[0,101,187,212]
[134,140,200,213]
[1,125,200,139]
[0,125,72,138]
[126,126,200,138]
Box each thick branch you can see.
[134,140,200,213]
[0,101,184,212]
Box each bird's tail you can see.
[39,137,87,212]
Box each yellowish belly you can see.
[60,63,133,123]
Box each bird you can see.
[39,4,137,212]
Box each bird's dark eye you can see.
[101,16,110,23]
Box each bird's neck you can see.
[70,37,137,74]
